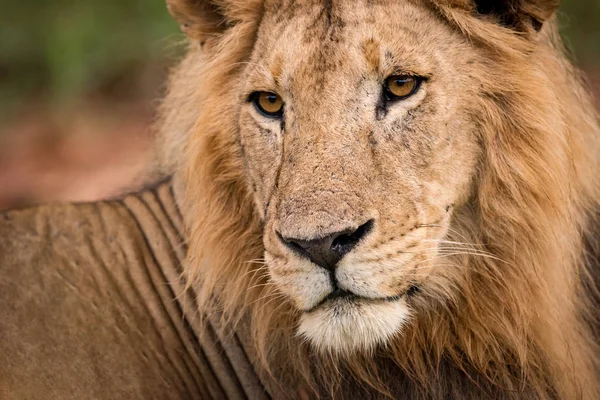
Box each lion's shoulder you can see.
[0,182,213,400]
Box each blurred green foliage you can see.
[560,0,600,66]
[0,0,598,122]
[0,0,179,120]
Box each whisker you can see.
[420,223,480,245]
[256,293,289,315]
[431,252,505,262]
[353,243,502,265]
[422,238,488,248]
[242,291,287,310]
[245,258,267,265]
[436,247,500,258]
[247,281,279,291]
[238,263,270,282]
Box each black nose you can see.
[278,220,374,269]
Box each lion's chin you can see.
[297,297,410,355]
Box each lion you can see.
[0,0,599,399]
[160,0,600,398]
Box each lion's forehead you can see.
[251,0,451,98]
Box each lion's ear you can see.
[476,0,560,31]
[166,0,262,43]
[441,0,560,33]
[166,0,225,41]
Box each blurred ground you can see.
[0,1,598,211]
[0,61,169,210]
[0,100,154,210]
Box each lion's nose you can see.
[278,220,373,269]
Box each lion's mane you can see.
[156,1,600,398]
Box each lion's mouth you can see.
[305,287,418,313]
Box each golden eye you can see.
[252,91,284,117]
[384,75,421,100]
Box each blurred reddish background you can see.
[0,99,155,209]
[0,1,598,211]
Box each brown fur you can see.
[159,0,600,398]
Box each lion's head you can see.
[159,0,600,397]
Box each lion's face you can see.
[236,1,483,354]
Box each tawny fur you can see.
[158,0,600,398]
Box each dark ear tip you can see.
[471,0,557,33]
[165,0,226,41]
[531,17,544,32]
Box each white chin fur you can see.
[297,298,410,355]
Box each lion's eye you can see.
[251,91,284,118]
[383,75,421,100]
